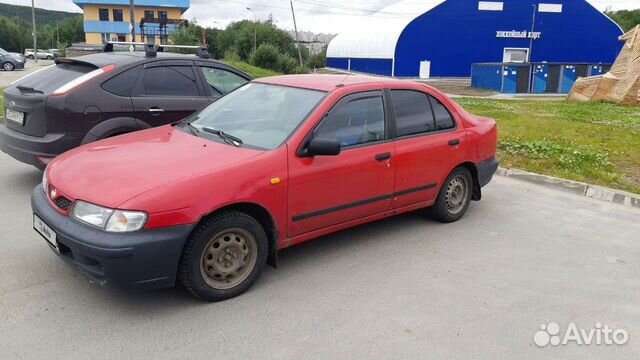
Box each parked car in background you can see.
[32,74,499,301]
[24,49,56,60]
[49,49,62,57]
[0,51,252,169]
[0,48,25,71]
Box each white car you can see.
[24,49,55,60]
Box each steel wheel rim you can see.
[445,175,468,215]
[200,228,258,290]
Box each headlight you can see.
[71,201,114,229]
[42,171,48,193]
[71,201,147,232]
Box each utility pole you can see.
[290,0,303,66]
[246,7,256,54]
[56,23,60,49]
[31,0,37,63]
[129,0,136,42]
[528,4,536,63]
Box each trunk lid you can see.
[3,61,96,137]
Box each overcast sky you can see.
[1,0,637,33]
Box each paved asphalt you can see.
[0,150,638,360]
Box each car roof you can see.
[62,51,224,68]
[255,74,405,92]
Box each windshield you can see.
[0,48,8,56]
[188,83,326,150]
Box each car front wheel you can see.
[430,167,473,223]
[2,62,14,71]
[178,210,268,301]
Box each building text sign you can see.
[496,30,542,40]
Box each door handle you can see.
[148,108,165,115]
[375,152,392,161]
[448,139,460,147]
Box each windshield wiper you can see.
[202,127,243,147]
[185,122,201,136]
[16,85,43,94]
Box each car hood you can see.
[47,125,265,209]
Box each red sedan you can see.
[32,75,498,301]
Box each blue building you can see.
[326,0,624,78]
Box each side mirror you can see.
[306,138,341,156]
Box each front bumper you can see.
[31,185,196,291]
[477,156,499,188]
[0,123,82,169]
[12,62,25,70]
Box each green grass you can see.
[222,60,281,78]
[456,98,640,194]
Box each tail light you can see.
[51,64,116,96]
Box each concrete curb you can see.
[496,167,640,208]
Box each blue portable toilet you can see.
[532,64,548,93]
[561,64,589,93]
[502,64,530,94]
[471,64,503,91]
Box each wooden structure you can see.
[568,25,640,105]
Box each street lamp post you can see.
[31,0,37,63]
[246,7,257,54]
[130,0,136,42]
[289,0,303,66]
[528,4,536,62]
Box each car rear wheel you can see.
[46,56,53,60]
[26,55,34,60]
[178,210,268,301]
[430,167,473,223]
[2,62,14,71]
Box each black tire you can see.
[46,56,53,60]
[178,210,268,301]
[430,167,473,223]
[27,55,34,60]
[2,62,14,71]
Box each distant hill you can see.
[0,2,81,26]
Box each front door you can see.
[287,91,395,237]
[131,61,210,127]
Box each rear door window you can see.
[390,90,435,137]
[429,95,456,130]
[139,66,199,97]
[101,66,141,96]
[198,66,248,95]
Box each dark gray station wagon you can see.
[0,50,252,169]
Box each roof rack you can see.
[103,41,210,59]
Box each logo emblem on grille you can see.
[9,101,15,108]
[50,188,57,199]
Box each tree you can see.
[606,9,640,32]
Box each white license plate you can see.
[6,108,25,126]
[34,214,58,252]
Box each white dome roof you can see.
[326,0,446,59]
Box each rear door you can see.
[388,88,466,209]
[131,60,210,127]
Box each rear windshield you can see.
[10,63,94,94]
